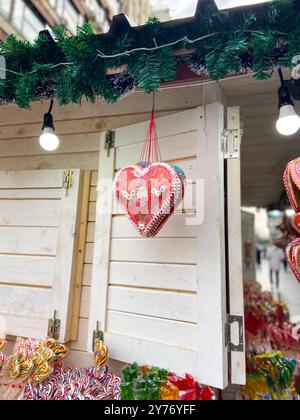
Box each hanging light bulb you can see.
[39,100,60,151]
[276,68,300,136]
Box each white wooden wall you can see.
[0,125,99,365]
[0,169,83,342]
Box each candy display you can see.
[0,337,121,401]
[0,338,68,400]
[244,352,297,400]
[23,365,121,400]
[113,108,186,238]
[121,363,215,401]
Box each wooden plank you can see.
[86,222,96,243]
[0,118,104,140]
[105,333,197,380]
[0,286,52,318]
[51,169,83,343]
[84,243,94,264]
[107,311,197,350]
[196,103,228,389]
[91,171,98,186]
[115,109,198,147]
[227,107,246,385]
[82,264,93,286]
[88,202,96,222]
[0,255,55,287]
[0,90,202,127]
[71,171,91,341]
[89,187,97,202]
[0,170,63,189]
[0,113,176,140]
[111,215,196,238]
[0,227,57,255]
[69,318,89,351]
[88,133,116,351]
[79,286,91,319]
[0,153,99,172]
[0,200,60,227]
[0,133,99,157]
[110,262,197,292]
[111,238,196,264]
[108,286,197,323]
[2,314,49,340]
[115,132,197,170]
[0,188,62,199]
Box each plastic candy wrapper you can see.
[121,363,215,401]
[94,339,109,372]
[243,352,297,400]
[0,337,68,400]
[23,365,121,400]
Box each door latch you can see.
[92,321,104,352]
[222,129,240,159]
[63,169,74,196]
[225,315,244,352]
[48,310,61,340]
[105,130,115,157]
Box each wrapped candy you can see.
[0,337,68,400]
[94,339,109,372]
[244,352,297,400]
[121,363,215,401]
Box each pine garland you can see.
[0,0,299,108]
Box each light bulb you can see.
[276,105,300,136]
[39,127,60,151]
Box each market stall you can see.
[0,0,300,400]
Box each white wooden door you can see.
[0,169,83,342]
[226,108,246,385]
[89,106,239,389]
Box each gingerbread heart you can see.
[284,159,300,212]
[114,163,185,237]
[286,238,300,284]
[290,213,300,236]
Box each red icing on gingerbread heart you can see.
[291,213,300,236]
[114,163,184,237]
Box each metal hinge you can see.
[63,169,74,196]
[105,130,115,157]
[225,315,244,352]
[222,129,240,159]
[92,321,104,352]
[48,310,61,340]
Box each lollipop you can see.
[94,340,109,372]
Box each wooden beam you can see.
[70,170,91,341]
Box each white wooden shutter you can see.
[89,106,231,389]
[0,169,83,342]
[226,107,246,386]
